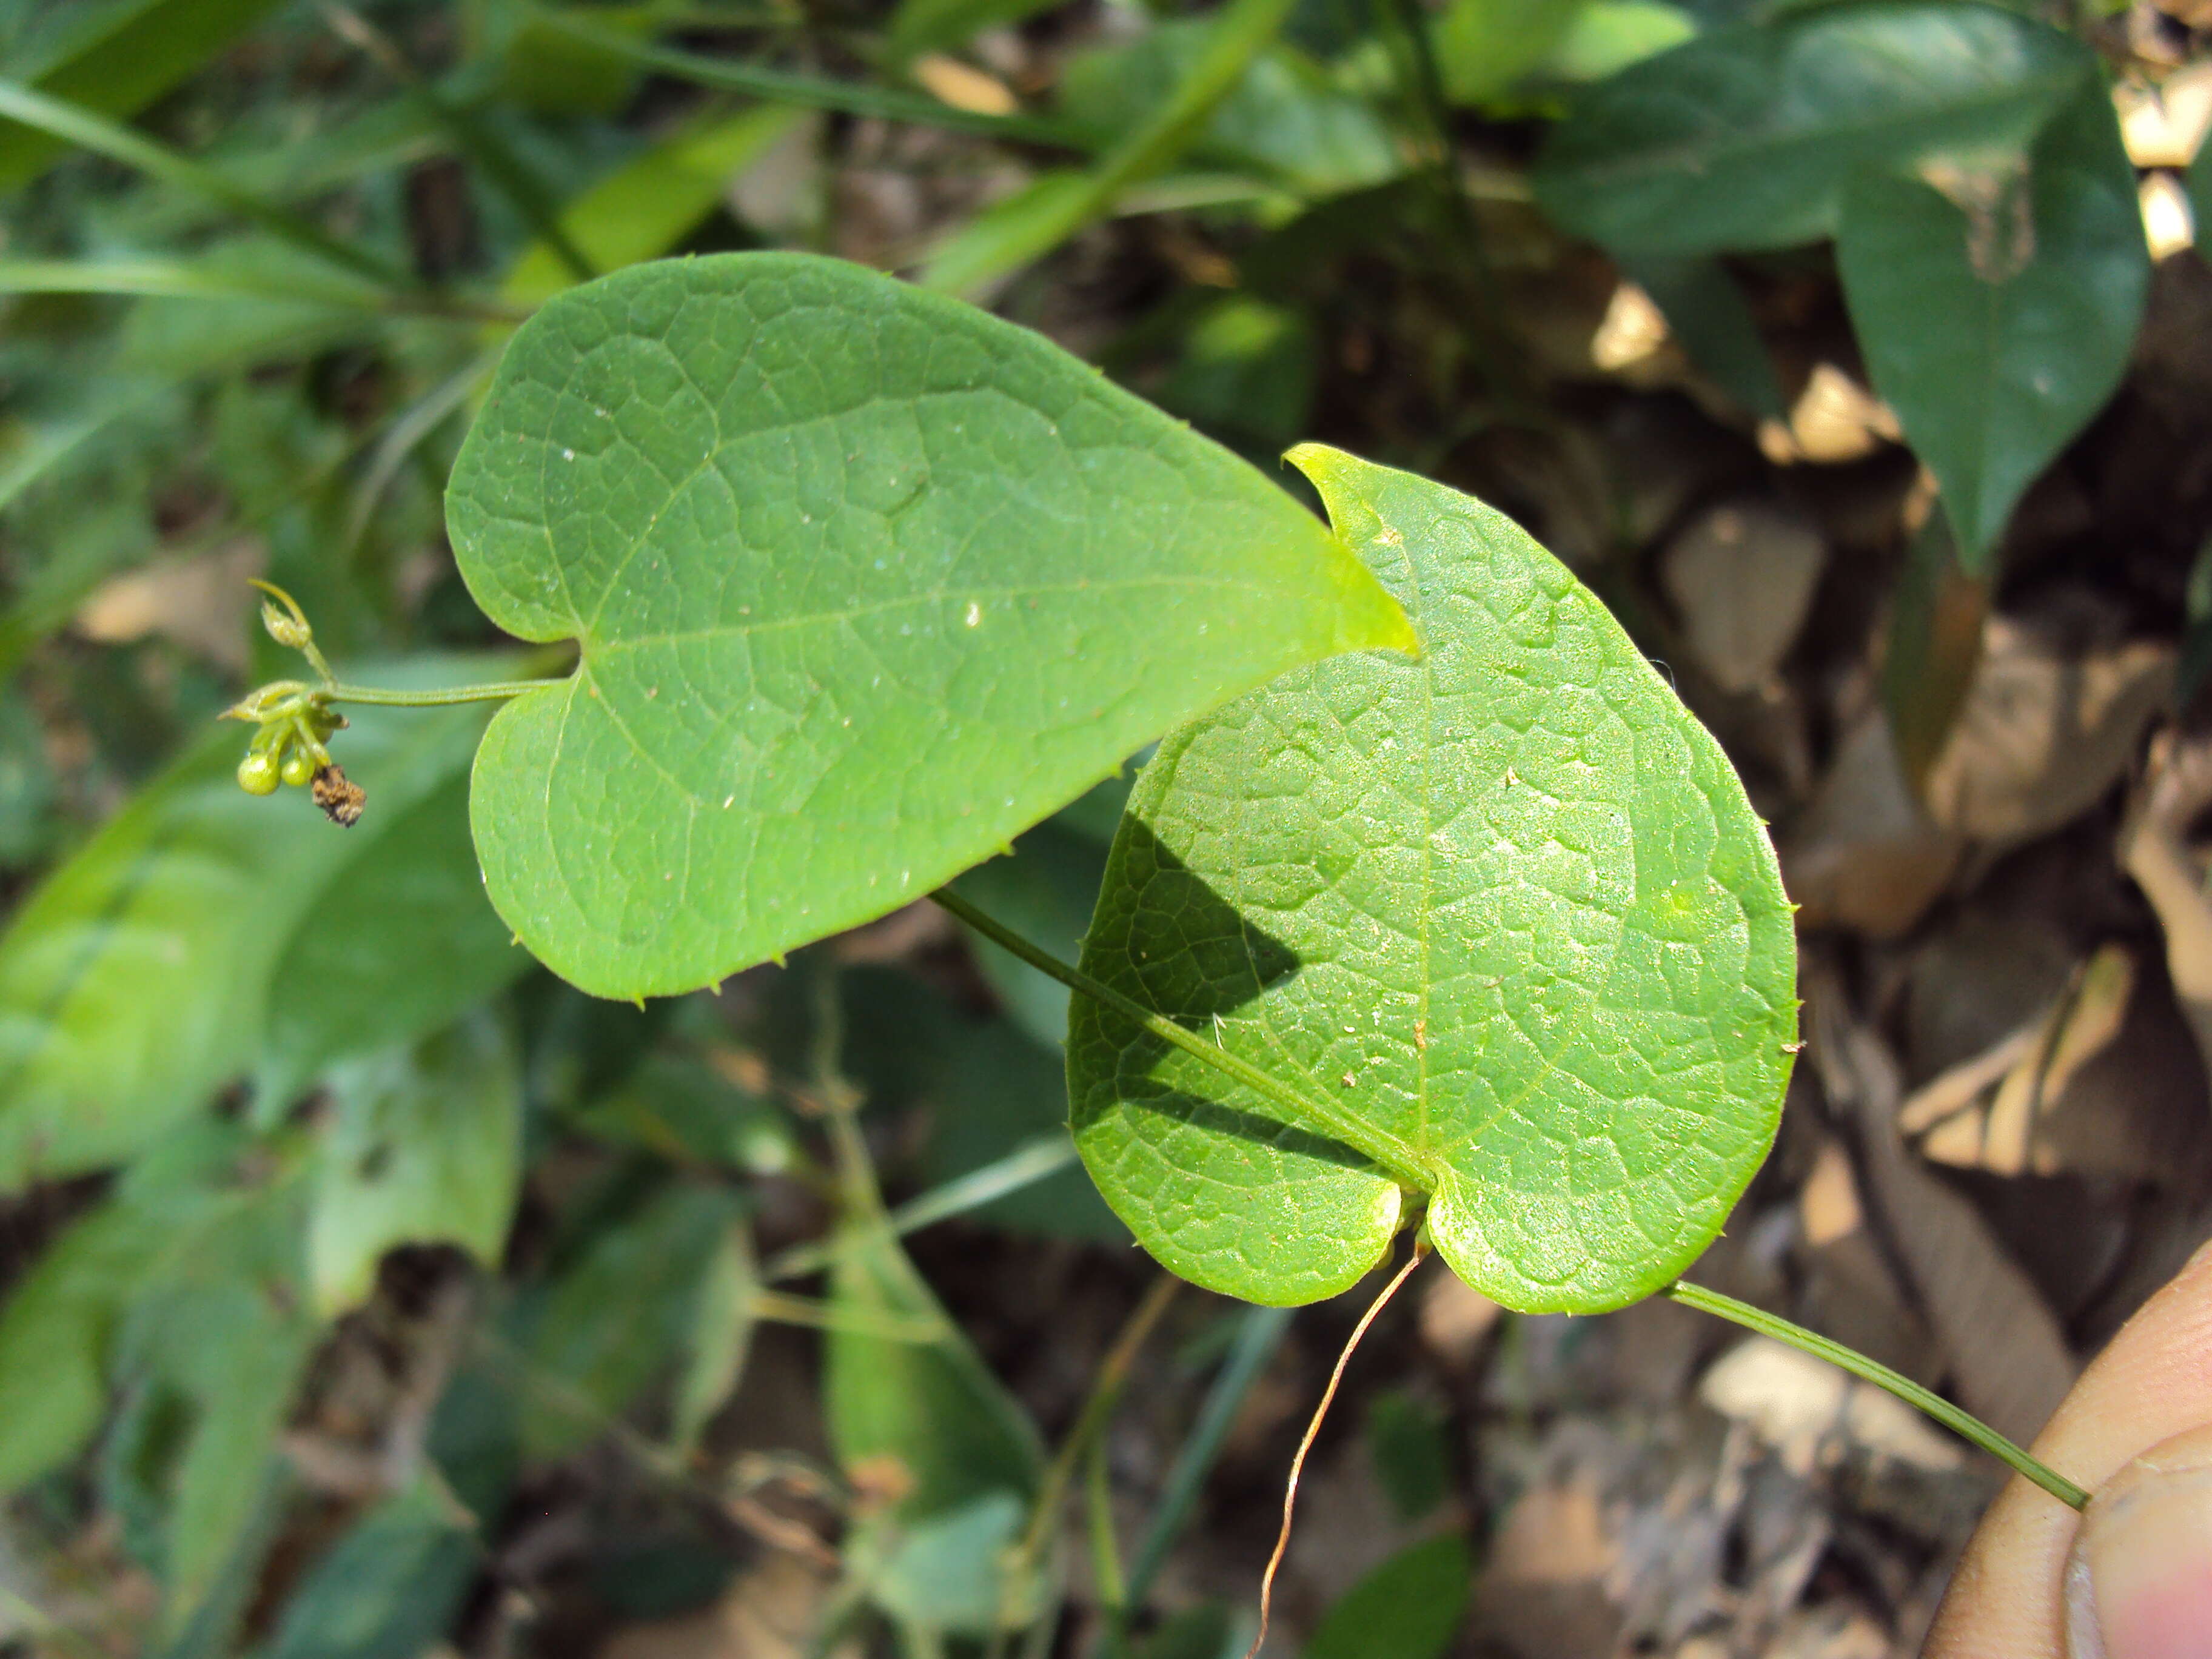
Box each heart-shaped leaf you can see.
[1835,79,2147,569]
[1068,447,1796,1312]
[1532,3,2091,256]
[447,253,1413,999]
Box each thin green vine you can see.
[929,886,1429,1188]
[1663,1279,2088,1510]
[934,887,2091,1514]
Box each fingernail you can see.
[2066,1426,2212,1659]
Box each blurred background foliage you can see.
[1,1,2211,1656]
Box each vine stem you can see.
[926,887,1426,1188]
[934,886,2095,1517]
[1664,1279,2088,1510]
[1245,1238,1428,1659]
[325,678,555,707]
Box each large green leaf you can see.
[447,253,1412,999]
[308,1016,525,1318]
[1532,2,2092,255]
[0,665,516,1188]
[1068,447,1796,1311]
[1835,79,2147,569]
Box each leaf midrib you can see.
[581,574,1252,654]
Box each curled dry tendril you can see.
[1245,1235,1429,1659]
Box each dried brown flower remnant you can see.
[312,763,365,827]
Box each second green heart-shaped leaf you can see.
[1067,446,1797,1312]
[447,253,1413,999]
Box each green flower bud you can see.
[237,749,282,796]
[260,599,312,651]
[280,746,315,787]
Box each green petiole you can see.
[324,679,556,707]
[227,583,560,816]
[1663,1279,2088,1510]
[928,886,1429,1188]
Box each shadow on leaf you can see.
[1082,818,1378,1175]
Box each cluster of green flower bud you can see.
[223,581,360,822]
[233,706,341,796]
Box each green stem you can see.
[1664,1279,2088,1510]
[1086,1436,1125,1615]
[928,888,1426,1188]
[748,1288,944,1345]
[760,1134,1076,1283]
[324,677,556,707]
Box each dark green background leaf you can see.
[0,0,286,190]
[0,1122,241,1492]
[1057,22,1401,197]
[1835,79,2148,567]
[1303,1533,1473,1659]
[263,773,532,1103]
[517,1181,745,1460]
[1532,2,2091,255]
[308,1015,526,1317]
[258,1476,480,1659]
[829,1216,1043,1635]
